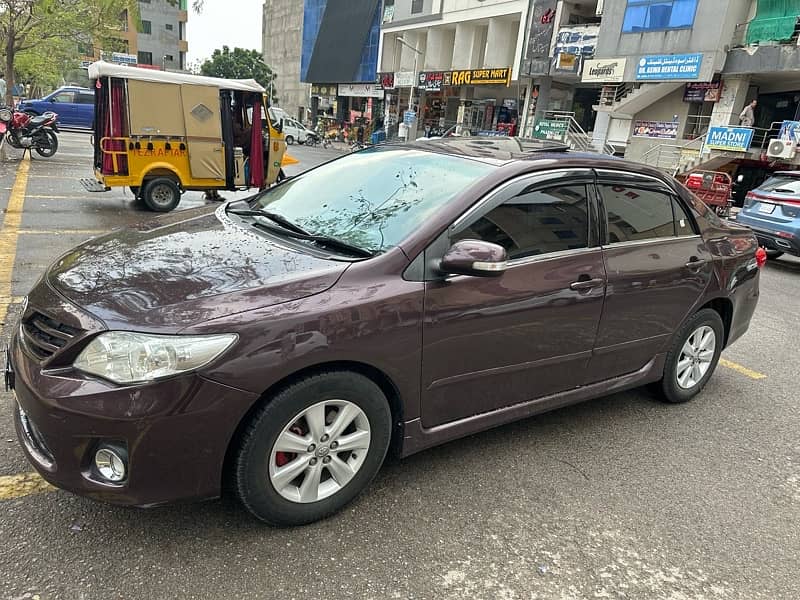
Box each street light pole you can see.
[395,36,422,137]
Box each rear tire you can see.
[34,130,58,158]
[234,371,392,526]
[142,177,181,212]
[652,309,724,404]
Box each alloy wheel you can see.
[676,325,716,390]
[268,399,371,503]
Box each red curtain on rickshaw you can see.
[101,79,128,176]
[249,99,265,188]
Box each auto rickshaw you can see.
[81,61,293,212]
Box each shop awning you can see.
[746,0,800,44]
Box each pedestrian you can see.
[0,75,6,106]
[739,100,757,127]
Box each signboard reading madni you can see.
[705,126,754,152]
[636,53,703,81]
[582,58,627,83]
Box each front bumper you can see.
[9,330,259,507]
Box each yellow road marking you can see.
[20,229,106,235]
[0,155,30,327]
[719,358,767,380]
[25,195,90,199]
[0,472,54,501]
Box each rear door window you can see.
[599,184,675,243]
[76,93,95,104]
[51,91,75,103]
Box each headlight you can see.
[0,108,12,122]
[74,332,237,384]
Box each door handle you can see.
[685,257,707,270]
[570,278,604,291]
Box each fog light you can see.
[95,447,127,482]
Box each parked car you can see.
[16,86,94,129]
[734,170,800,259]
[7,138,763,526]
[280,116,316,145]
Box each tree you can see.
[0,0,137,105]
[200,46,277,102]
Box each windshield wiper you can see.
[226,208,310,236]
[249,220,374,258]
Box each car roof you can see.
[408,136,570,163]
[56,86,92,92]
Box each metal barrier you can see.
[542,110,616,155]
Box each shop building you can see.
[301,0,383,130]
[586,0,800,184]
[377,0,530,138]
[116,0,189,71]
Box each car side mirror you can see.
[439,239,508,277]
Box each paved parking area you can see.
[0,134,798,599]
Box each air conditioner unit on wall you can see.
[767,138,796,159]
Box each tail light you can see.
[755,247,767,268]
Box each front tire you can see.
[34,130,58,157]
[235,371,392,526]
[653,308,724,404]
[142,177,181,212]
[285,135,294,145]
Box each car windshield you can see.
[249,146,494,254]
[758,176,800,195]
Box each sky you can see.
[186,0,264,68]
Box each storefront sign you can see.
[311,84,337,98]
[581,58,627,83]
[532,118,569,142]
[338,83,383,98]
[555,53,579,73]
[524,0,558,76]
[111,52,137,65]
[636,54,703,81]
[684,81,722,102]
[418,71,444,92]
[447,68,512,87]
[377,72,395,90]
[633,120,679,139]
[554,25,598,59]
[705,126,754,152]
[394,71,416,88]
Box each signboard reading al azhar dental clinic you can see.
[636,53,703,81]
[705,126,754,153]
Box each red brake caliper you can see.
[275,425,305,467]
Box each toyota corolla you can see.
[7,138,763,525]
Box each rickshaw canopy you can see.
[88,61,266,93]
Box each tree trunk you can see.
[5,29,15,107]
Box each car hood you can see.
[46,206,349,330]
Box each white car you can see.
[280,117,317,145]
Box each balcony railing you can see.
[732,16,800,48]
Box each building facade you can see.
[377,0,531,138]
[116,0,189,71]
[262,0,310,121]
[302,0,383,129]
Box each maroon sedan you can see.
[6,138,763,525]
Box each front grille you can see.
[21,312,79,360]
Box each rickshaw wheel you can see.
[143,177,181,212]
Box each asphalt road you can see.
[0,133,798,600]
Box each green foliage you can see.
[199,46,277,102]
[0,0,137,102]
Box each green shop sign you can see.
[533,119,568,142]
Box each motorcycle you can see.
[0,107,59,157]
